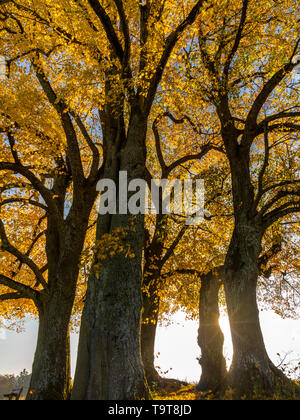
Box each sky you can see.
[0,309,300,382]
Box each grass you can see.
[152,380,300,400]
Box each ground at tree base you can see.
[152,379,300,400]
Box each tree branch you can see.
[87,0,124,62]
[113,0,130,65]
[263,203,300,230]
[254,122,269,207]
[262,180,300,196]
[259,190,300,217]
[69,111,100,182]
[161,225,188,267]
[0,161,61,222]
[152,116,167,174]
[0,197,47,211]
[245,60,297,132]
[152,111,223,175]
[9,1,85,46]
[33,56,85,187]
[145,0,206,114]
[223,0,249,81]
[167,144,220,174]
[0,218,48,290]
[258,110,300,127]
[0,274,38,301]
[0,292,26,301]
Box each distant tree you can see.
[0,369,31,400]
[0,374,15,400]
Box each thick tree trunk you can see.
[77,240,148,399]
[141,286,160,385]
[26,206,94,401]
[224,223,291,398]
[72,214,149,400]
[197,271,226,393]
[220,120,299,399]
[72,116,150,400]
[26,292,73,400]
[141,215,167,386]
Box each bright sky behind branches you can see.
[1,309,299,382]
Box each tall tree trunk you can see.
[72,215,149,400]
[219,107,299,399]
[197,270,226,392]
[141,216,167,386]
[141,283,161,385]
[26,291,73,400]
[224,222,289,398]
[72,116,150,400]
[27,207,94,401]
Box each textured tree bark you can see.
[219,135,275,397]
[140,214,167,386]
[26,292,73,400]
[72,218,149,400]
[212,62,300,396]
[141,285,160,385]
[224,222,289,398]
[72,115,150,400]
[27,201,95,400]
[197,270,226,392]
[83,238,148,400]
